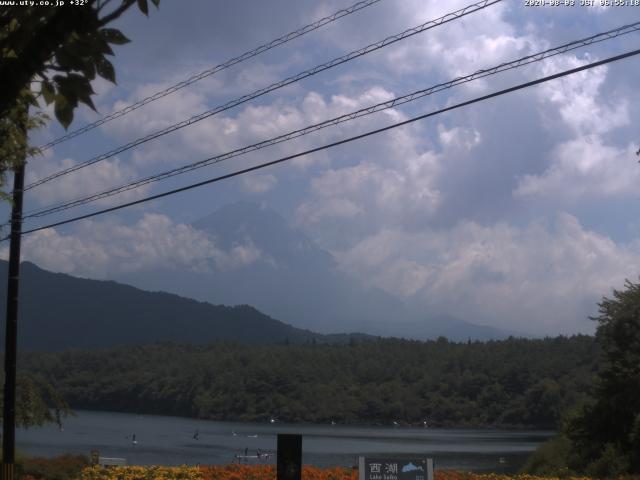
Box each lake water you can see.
[17,410,552,472]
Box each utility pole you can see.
[2,154,26,480]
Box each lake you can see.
[17,410,552,472]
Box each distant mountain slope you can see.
[119,202,517,341]
[388,313,521,342]
[120,202,409,336]
[0,261,364,351]
[0,205,517,347]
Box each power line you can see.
[9,47,640,241]
[25,0,501,191]
[35,0,385,152]
[21,20,640,220]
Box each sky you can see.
[3,0,640,336]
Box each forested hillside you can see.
[22,335,598,429]
[0,261,370,350]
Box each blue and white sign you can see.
[358,457,434,480]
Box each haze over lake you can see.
[17,410,551,472]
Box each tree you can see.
[0,0,160,195]
[565,279,640,475]
[0,372,71,429]
[0,92,46,201]
[0,0,160,448]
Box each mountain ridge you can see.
[0,260,371,351]
[0,204,519,347]
[118,202,517,340]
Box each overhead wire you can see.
[8,46,640,241]
[35,0,385,152]
[20,20,640,220]
[25,0,502,191]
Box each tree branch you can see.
[97,0,117,13]
[97,0,136,27]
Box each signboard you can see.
[358,457,433,480]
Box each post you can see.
[2,162,26,480]
[277,434,302,480]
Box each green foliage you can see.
[21,335,598,428]
[584,443,631,478]
[520,435,574,477]
[0,1,158,128]
[525,279,640,476]
[0,0,159,197]
[0,0,160,440]
[0,92,47,201]
[0,371,72,429]
[562,279,640,475]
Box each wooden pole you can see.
[2,162,25,480]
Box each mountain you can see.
[117,202,516,341]
[117,202,405,335]
[390,314,519,342]
[0,203,516,346]
[0,261,368,351]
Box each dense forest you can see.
[21,335,598,429]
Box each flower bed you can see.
[79,465,202,480]
[200,465,356,480]
[79,465,356,480]
[73,465,617,480]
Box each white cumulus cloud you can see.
[334,213,640,335]
[1,214,263,279]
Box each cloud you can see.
[334,213,640,335]
[289,5,640,336]
[296,117,483,246]
[295,154,442,245]
[95,84,405,177]
[299,144,441,223]
[1,214,263,279]
[297,197,363,225]
[97,54,308,168]
[382,0,539,82]
[536,55,629,136]
[514,139,640,200]
[514,52,637,202]
[241,173,278,194]
[15,0,640,341]
[25,154,147,208]
[438,124,481,150]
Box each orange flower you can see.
[198,464,357,480]
[79,465,623,480]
